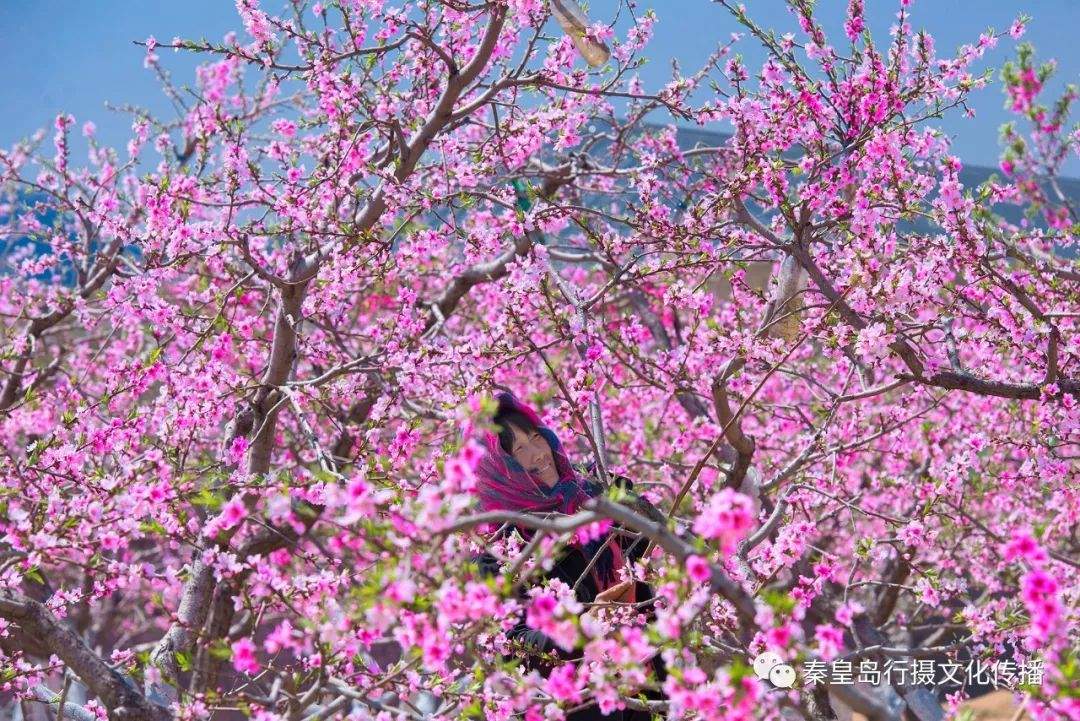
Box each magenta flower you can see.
[1002,530,1047,563]
[692,488,756,554]
[264,620,296,655]
[228,436,249,465]
[815,623,844,661]
[835,600,864,626]
[231,638,259,675]
[686,554,712,583]
[1021,568,1062,645]
[526,593,559,630]
[421,627,451,670]
[220,497,247,530]
[574,519,613,544]
[897,520,927,547]
[546,663,582,703]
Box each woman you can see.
[470,391,667,721]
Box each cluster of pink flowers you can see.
[1001,530,1065,650]
[692,489,756,555]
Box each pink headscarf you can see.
[473,392,626,591]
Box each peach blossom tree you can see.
[0,1,1076,720]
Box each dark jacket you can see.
[473,473,668,720]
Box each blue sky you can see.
[2,1,1077,174]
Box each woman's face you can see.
[508,424,560,488]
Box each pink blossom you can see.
[264,619,297,654]
[897,520,926,547]
[547,619,580,652]
[692,488,755,554]
[574,519,612,544]
[765,622,794,651]
[271,119,297,137]
[546,663,582,702]
[1002,530,1047,564]
[835,600,864,626]
[143,35,159,67]
[686,555,712,583]
[444,456,477,492]
[853,322,894,361]
[421,626,451,670]
[229,436,249,465]
[815,623,844,661]
[844,0,864,42]
[220,497,248,530]
[915,578,941,607]
[231,637,259,674]
[210,333,234,362]
[1020,569,1061,645]
[527,593,559,629]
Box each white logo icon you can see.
[752,652,797,688]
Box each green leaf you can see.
[728,657,754,686]
[191,488,224,511]
[27,441,44,466]
[761,589,796,615]
[460,701,484,719]
[140,519,167,536]
[209,640,233,661]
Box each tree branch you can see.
[0,594,167,720]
